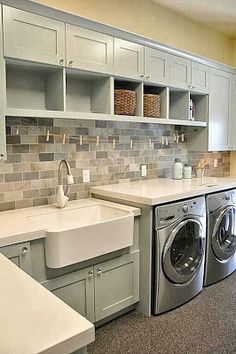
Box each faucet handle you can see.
[67,174,74,185]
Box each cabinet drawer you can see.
[94,251,139,322]
[0,242,32,275]
[42,267,95,322]
[66,24,114,74]
[3,6,65,66]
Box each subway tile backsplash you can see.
[0,117,230,211]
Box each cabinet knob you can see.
[140,74,145,79]
[0,154,4,160]
[68,60,74,66]
[59,58,64,65]
[188,84,192,89]
[146,76,150,80]
[21,247,28,256]
[96,268,102,275]
[88,270,94,278]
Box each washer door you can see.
[162,218,204,284]
[212,206,236,261]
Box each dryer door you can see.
[212,206,236,261]
[162,218,205,284]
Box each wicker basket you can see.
[114,89,136,116]
[143,94,161,118]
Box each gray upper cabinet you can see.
[94,251,139,322]
[114,38,144,80]
[66,24,114,74]
[169,55,191,90]
[42,267,95,323]
[208,69,231,151]
[3,6,65,66]
[192,62,210,93]
[145,47,169,85]
[0,242,32,275]
[229,74,236,150]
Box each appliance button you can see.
[225,195,230,201]
[183,205,189,213]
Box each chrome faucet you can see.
[56,159,74,208]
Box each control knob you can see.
[183,205,189,213]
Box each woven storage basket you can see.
[143,94,161,118]
[114,89,136,116]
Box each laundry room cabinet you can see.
[42,251,139,323]
[3,6,65,66]
[0,242,32,275]
[66,24,114,74]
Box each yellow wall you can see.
[33,0,234,66]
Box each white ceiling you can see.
[152,0,236,38]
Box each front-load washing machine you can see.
[204,189,236,286]
[153,196,206,314]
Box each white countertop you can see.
[91,177,236,205]
[0,198,140,247]
[0,253,94,354]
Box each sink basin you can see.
[41,204,134,268]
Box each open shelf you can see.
[6,60,64,111]
[169,89,189,120]
[114,80,143,116]
[143,85,168,119]
[190,93,208,122]
[66,70,112,114]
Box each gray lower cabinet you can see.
[0,242,32,275]
[94,251,139,322]
[42,266,95,323]
[41,251,139,323]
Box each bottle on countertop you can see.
[173,158,183,180]
[183,164,192,179]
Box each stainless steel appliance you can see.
[204,189,236,286]
[153,197,206,314]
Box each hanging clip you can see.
[62,134,66,144]
[161,136,164,145]
[165,137,169,146]
[80,135,83,146]
[176,134,179,143]
[96,136,100,146]
[130,138,133,149]
[181,133,185,142]
[46,130,50,142]
[16,126,19,135]
[113,138,116,149]
[149,139,152,148]
[174,133,177,142]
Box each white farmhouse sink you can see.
[40,204,134,268]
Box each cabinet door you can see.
[3,6,65,66]
[169,55,191,89]
[145,47,169,85]
[66,24,113,74]
[208,69,230,151]
[0,242,32,275]
[114,39,144,80]
[192,62,210,93]
[229,75,236,150]
[42,267,95,322]
[94,251,139,322]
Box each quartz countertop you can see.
[0,198,140,247]
[91,177,236,206]
[0,253,95,354]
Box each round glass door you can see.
[163,219,204,284]
[212,206,236,261]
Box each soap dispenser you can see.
[173,158,183,180]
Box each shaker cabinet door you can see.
[0,242,32,275]
[94,251,139,322]
[192,62,210,93]
[42,267,95,323]
[208,69,231,151]
[145,47,169,85]
[169,55,191,89]
[3,6,65,66]
[66,24,114,74]
[114,38,144,80]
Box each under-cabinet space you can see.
[66,70,112,114]
[169,90,189,120]
[114,80,143,117]
[190,94,208,122]
[143,85,168,119]
[6,61,64,111]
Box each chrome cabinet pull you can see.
[0,154,4,160]
[68,60,74,66]
[21,247,28,256]
[88,270,94,278]
[140,74,145,79]
[59,58,64,65]
[96,268,102,275]
[146,75,150,80]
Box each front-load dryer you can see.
[153,196,206,314]
[204,189,236,286]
